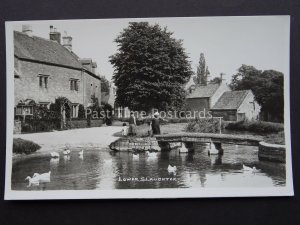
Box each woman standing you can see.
[128,112,137,136]
[151,112,161,135]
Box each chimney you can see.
[22,25,33,37]
[220,73,226,83]
[49,25,61,44]
[62,31,72,51]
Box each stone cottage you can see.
[186,81,230,116]
[14,25,101,119]
[210,90,261,121]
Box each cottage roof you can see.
[14,31,83,69]
[211,90,250,110]
[186,83,220,98]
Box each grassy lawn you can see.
[263,131,285,145]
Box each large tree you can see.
[109,22,193,112]
[230,65,284,122]
[193,53,210,85]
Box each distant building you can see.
[186,81,230,115]
[210,90,261,121]
[14,25,101,119]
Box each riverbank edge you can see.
[258,141,286,163]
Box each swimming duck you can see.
[133,153,139,159]
[50,152,59,158]
[33,171,51,182]
[78,150,84,156]
[63,149,71,155]
[243,164,258,173]
[168,165,177,173]
[25,175,40,187]
[146,151,157,158]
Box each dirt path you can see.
[13,126,122,153]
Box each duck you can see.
[50,152,59,158]
[25,175,40,187]
[208,142,219,155]
[78,150,84,156]
[179,144,188,153]
[168,165,177,173]
[132,153,139,159]
[63,149,71,155]
[33,171,51,182]
[104,159,113,164]
[146,151,157,158]
[243,164,258,173]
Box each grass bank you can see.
[13,138,41,154]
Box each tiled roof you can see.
[14,31,83,69]
[186,83,220,98]
[211,90,250,110]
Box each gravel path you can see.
[13,126,122,153]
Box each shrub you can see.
[78,104,86,119]
[185,118,224,133]
[13,138,41,154]
[225,120,284,133]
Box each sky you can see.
[13,16,290,85]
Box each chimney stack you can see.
[22,25,33,37]
[62,31,72,51]
[49,25,61,44]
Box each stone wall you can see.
[258,141,285,163]
[14,58,101,108]
[109,137,161,151]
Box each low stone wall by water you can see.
[258,141,285,163]
[109,137,161,152]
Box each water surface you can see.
[12,144,286,190]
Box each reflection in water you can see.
[11,144,286,190]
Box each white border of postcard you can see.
[5,16,294,200]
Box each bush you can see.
[13,138,41,154]
[185,118,224,133]
[225,120,284,133]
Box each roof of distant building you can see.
[211,90,251,110]
[186,83,220,98]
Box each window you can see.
[71,104,79,118]
[70,79,79,91]
[15,106,33,116]
[38,75,49,88]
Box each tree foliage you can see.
[193,53,210,85]
[230,65,284,121]
[100,76,110,93]
[109,22,193,112]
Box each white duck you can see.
[179,144,188,153]
[146,151,157,158]
[208,142,219,155]
[168,165,177,173]
[50,152,59,158]
[25,175,40,187]
[104,159,113,164]
[63,149,71,155]
[33,171,51,182]
[243,164,258,173]
[132,153,139,159]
